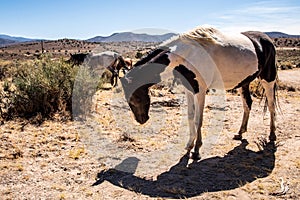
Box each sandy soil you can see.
[0,69,299,199]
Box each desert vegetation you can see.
[273,37,300,48]
[0,55,76,121]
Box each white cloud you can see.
[213,1,300,34]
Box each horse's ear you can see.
[121,76,132,86]
[120,77,126,86]
[124,58,133,68]
[124,76,133,84]
[123,68,129,75]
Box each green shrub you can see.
[1,54,114,121]
[6,54,77,119]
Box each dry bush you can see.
[0,60,17,81]
[12,54,77,119]
[249,79,264,98]
[279,61,294,70]
[0,54,78,121]
[0,54,114,122]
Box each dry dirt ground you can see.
[1,69,300,199]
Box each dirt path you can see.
[0,69,299,199]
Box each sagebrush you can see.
[0,54,107,121]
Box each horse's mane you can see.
[133,47,169,67]
[181,26,221,45]
[133,27,222,67]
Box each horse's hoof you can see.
[233,134,243,140]
[191,152,201,161]
[269,133,277,141]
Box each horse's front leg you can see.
[114,75,118,87]
[191,91,206,160]
[185,92,196,153]
[111,70,119,87]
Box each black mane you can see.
[134,47,169,67]
[68,53,88,66]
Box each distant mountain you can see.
[87,32,177,43]
[87,35,106,43]
[88,31,300,42]
[265,32,300,38]
[0,38,16,46]
[1,32,177,46]
[0,34,38,46]
[0,34,36,42]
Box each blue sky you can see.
[1,0,299,39]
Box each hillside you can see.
[0,38,16,47]
[0,34,37,42]
[0,39,157,60]
[0,32,177,46]
[87,32,177,43]
[265,32,300,38]
[0,34,37,47]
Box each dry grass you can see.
[69,147,85,159]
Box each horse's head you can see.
[121,77,151,124]
[121,48,171,124]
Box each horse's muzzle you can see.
[136,115,149,124]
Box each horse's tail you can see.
[265,38,281,116]
[252,33,280,116]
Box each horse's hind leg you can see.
[234,84,253,140]
[261,79,276,141]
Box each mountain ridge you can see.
[1,31,299,46]
[86,32,177,43]
[264,32,300,38]
[0,34,41,47]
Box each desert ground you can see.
[0,40,299,199]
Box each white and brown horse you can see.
[120,27,277,160]
[85,51,132,87]
[106,56,132,87]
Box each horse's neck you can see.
[164,38,223,90]
[164,38,213,67]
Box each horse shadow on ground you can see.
[93,139,277,199]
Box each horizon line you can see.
[1,29,299,41]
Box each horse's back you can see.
[164,27,276,90]
[165,29,260,90]
[208,32,260,89]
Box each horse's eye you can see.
[129,102,135,108]
[135,97,141,103]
